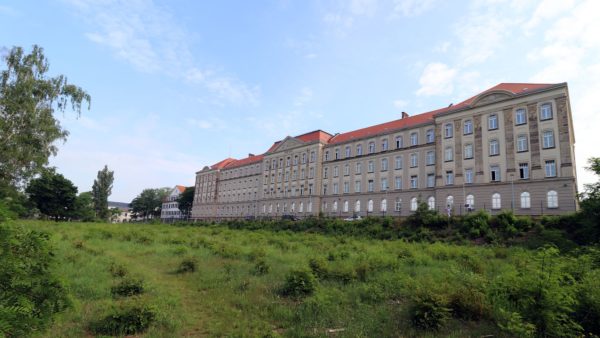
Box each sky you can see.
[1,0,599,202]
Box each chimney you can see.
[248,153,255,157]
[401,111,409,119]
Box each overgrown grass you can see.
[13,220,600,337]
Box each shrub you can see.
[449,287,489,320]
[574,270,600,335]
[177,258,197,274]
[461,210,491,239]
[89,303,156,335]
[251,259,270,276]
[109,263,128,277]
[280,270,316,298]
[111,278,145,297]
[308,258,328,279]
[409,291,450,331]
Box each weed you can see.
[409,291,451,331]
[111,278,145,298]
[280,270,316,298]
[251,259,270,276]
[89,303,156,335]
[177,258,197,274]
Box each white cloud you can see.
[416,62,457,96]
[393,99,408,109]
[524,0,575,31]
[392,0,437,17]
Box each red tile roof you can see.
[295,130,334,143]
[175,185,186,193]
[224,154,265,169]
[328,83,559,145]
[210,158,236,170]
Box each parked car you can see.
[343,215,362,221]
[281,214,299,221]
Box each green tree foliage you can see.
[72,191,96,222]
[92,165,114,220]
[177,186,195,219]
[131,188,169,220]
[0,223,70,337]
[26,169,77,221]
[578,157,600,242]
[0,45,90,189]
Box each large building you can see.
[161,185,186,222]
[191,83,578,220]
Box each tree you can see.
[177,186,195,220]
[26,169,77,221]
[131,188,169,220]
[92,165,114,220]
[578,157,600,242]
[72,191,95,222]
[0,45,90,189]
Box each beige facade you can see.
[191,83,578,220]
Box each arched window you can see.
[356,144,363,156]
[466,194,475,208]
[446,195,454,208]
[410,197,418,211]
[343,200,349,212]
[395,198,402,212]
[355,200,361,212]
[308,201,312,212]
[426,129,434,143]
[427,196,435,210]
[444,123,453,138]
[367,199,373,212]
[381,199,387,212]
[291,202,295,212]
[263,204,266,213]
[492,193,501,209]
[283,203,287,212]
[547,190,558,208]
[368,142,375,154]
[332,201,337,212]
[269,204,273,213]
[520,192,531,209]
[299,202,304,213]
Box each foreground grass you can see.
[20,220,598,337]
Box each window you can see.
[487,140,499,158]
[545,160,556,177]
[445,147,453,162]
[520,192,531,209]
[519,163,529,179]
[395,156,403,169]
[426,151,435,165]
[547,190,558,208]
[410,175,418,189]
[324,151,329,161]
[381,199,387,212]
[395,176,402,190]
[410,197,418,211]
[323,167,328,179]
[540,103,553,120]
[309,167,314,178]
[334,148,340,160]
[368,161,374,173]
[302,153,307,164]
[465,168,473,184]
[286,157,290,167]
[410,132,418,146]
[427,196,435,210]
[515,108,527,125]
[343,200,349,212]
[323,184,328,195]
[344,164,349,176]
[368,142,375,154]
[542,130,555,149]
[464,120,473,135]
[294,156,298,165]
[427,173,435,187]
[466,194,474,208]
[356,144,363,156]
[488,114,498,130]
[381,178,388,191]
[343,182,349,193]
[395,198,402,212]
[491,165,501,182]
[299,202,304,213]
[517,135,528,152]
[492,193,501,209]
[426,129,434,143]
[300,169,305,179]
[368,180,374,192]
[410,153,418,167]
[446,171,454,185]
[333,183,339,194]
[355,162,362,174]
[382,139,388,151]
[464,143,473,159]
[355,200,361,212]
[368,199,373,212]
[355,180,361,193]
[395,136,403,149]
[446,196,454,208]
[381,158,388,171]
[332,201,337,212]
[310,151,316,162]
[333,166,339,177]
[345,146,351,158]
[444,123,453,138]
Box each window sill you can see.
[541,146,556,150]
[516,150,529,153]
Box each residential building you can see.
[161,185,186,222]
[192,83,578,220]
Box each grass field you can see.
[17,220,599,337]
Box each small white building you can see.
[108,201,132,223]
[161,185,186,222]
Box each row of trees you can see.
[129,186,194,221]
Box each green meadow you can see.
[8,220,600,337]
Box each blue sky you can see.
[1,0,599,202]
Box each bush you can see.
[280,270,316,298]
[111,278,145,297]
[251,259,270,276]
[461,210,491,239]
[0,224,70,337]
[409,291,451,331]
[177,258,197,273]
[308,258,328,279]
[109,263,128,277]
[89,303,156,335]
[449,287,489,320]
